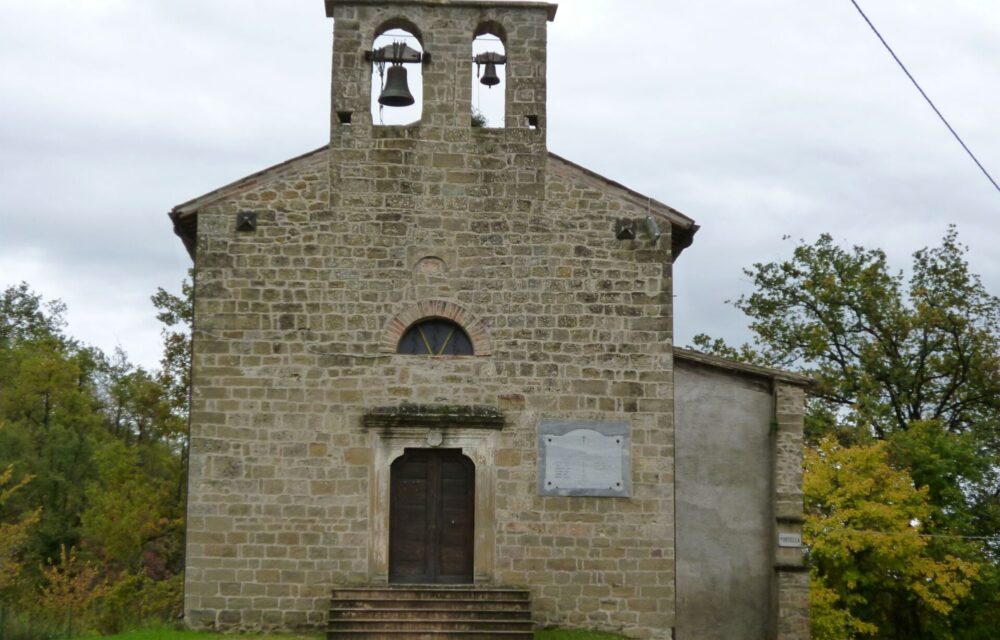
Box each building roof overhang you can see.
[547,152,699,260]
[674,347,815,388]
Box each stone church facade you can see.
[169,1,810,638]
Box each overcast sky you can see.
[2,0,998,369]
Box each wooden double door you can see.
[389,449,475,584]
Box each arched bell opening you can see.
[370,21,424,126]
[471,23,506,129]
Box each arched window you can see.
[371,24,423,126]
[471,24,506,128]
[397,319,474,355]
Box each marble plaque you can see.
[538,420,630,497]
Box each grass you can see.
[95,629,627,640]
[96,632,319,640]
[534,631,628,640]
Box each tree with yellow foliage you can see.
[31,545,108,635]
[0,464,40,594]
[805,436,980,638]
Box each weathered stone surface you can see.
[174,2,806,639]
[181,1,676,633]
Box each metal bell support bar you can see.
[366,41,427,64]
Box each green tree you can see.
[0,303,105,566]
[691,228,1000,637]
[697,226,1000,438]
[150,276,193,510]
[0,280,190,627]
[150,275,192,427]
[99,348,184,446]
[81,441,179,571]
[0,282,67,346]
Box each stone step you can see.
[331,588,530,602]
[329,619,533,631]
[331,599,531,611]
[329,608,532,621]
[326,633,533,640]
[327,587,534,640]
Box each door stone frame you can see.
[369,427,497,584]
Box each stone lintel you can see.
[362,403,505,429]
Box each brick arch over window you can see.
[380,300,492,356]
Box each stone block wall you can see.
[181,2,678,637]
[184,150,678,635]
[773,382,809,640]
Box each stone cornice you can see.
[362,404,505,429]
[324,0,558,22]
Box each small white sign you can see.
[778,532,802,548]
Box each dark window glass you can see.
[397,319,474,355]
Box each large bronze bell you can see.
[480,61,500,87]
[379,65,415,107]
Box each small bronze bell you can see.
[480,61,500,87]
[379,65,415,107]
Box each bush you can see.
[94,573,183,635]
[0,606,66,640]
[29,546,108,635]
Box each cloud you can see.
[1,0,998,367]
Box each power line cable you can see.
[848,0,1000,195]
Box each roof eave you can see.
[171,144,330,220]
[169,208,197,261]
[547,152,699,261]
[674,347,815,388]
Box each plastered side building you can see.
[169,2,810,639]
